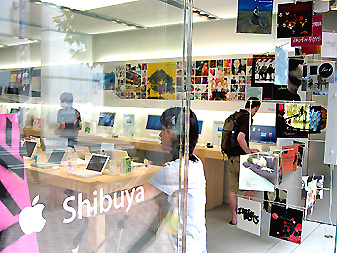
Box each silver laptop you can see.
[20,140,38,158]
[67,154,109,178]
[31,149,66,168]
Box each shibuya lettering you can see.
[62,186,145,224]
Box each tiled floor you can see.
[206,204,335,253]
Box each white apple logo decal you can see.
[19,195,46,235]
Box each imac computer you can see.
[98,112,116,135]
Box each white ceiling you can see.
[0,0,328,47]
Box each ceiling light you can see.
[42,0,138,10]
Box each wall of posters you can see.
[277,2,313,38]
[236,0,273,34]
[237,197,262,236]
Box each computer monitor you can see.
[146,115,203,134]
[146,115,162,131]
[98,112,116,127]
[250,125,277,145]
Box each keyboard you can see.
[31,163,58,169]
[67,170,102,178]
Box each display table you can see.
[26,159,160,253]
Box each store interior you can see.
[0,0,337,252]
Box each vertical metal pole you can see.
[180,0,193,252]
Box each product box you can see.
[121,157,132,173]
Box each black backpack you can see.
[221,110,248,156]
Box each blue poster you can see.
[237,0,273,34]
[275,47,289,85]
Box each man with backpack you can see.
[222,97,261,225]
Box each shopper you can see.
[228,97,261,225]
[275,58,304,101]
[54,92,82,148]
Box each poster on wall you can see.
[7,68,32,97]
[291,14,323,47]
[147,62,176,100]
[269,204,303,244]
[237,197,261,236]
[263,189,287,213]
[277,2,313,39]
[236,0,273,34]
[239,154,280,192]
[276,103,310,138]
[252,55,275,85]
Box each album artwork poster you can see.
[239,154,279,192]
[237,197,262,236]
[252,55,275,85]
[236,0,273,34]
[281,145,299,173]
[263,189,287,213]
[305,179,317,219]
[276,103,310,138]
[301,175,324,200]
[231,59,247,75]
[277,2,313,38]
[269,204,303,244]
[147,62,176,99]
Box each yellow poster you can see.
[147,62,176,100]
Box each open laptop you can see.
[20,140,38,159]
[31,149,66,168]
[67,154,109,178]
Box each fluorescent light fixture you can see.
[42,0,138,10]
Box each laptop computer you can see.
[20,140,38,159]
[31,149,66,168]
[67,154,109,178]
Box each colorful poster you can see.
[237,197,261,236]
[236,0,273,34]
[269,205,303,244]
[281,145,299,173]
[147,62,176,99]
[291,15,323,47]
[277,2,313,38]
[239,154,280,192]
[263,189,287,213]
[276,103,310,138]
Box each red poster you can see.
[282,145,299,173]
[291,15,322,47]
